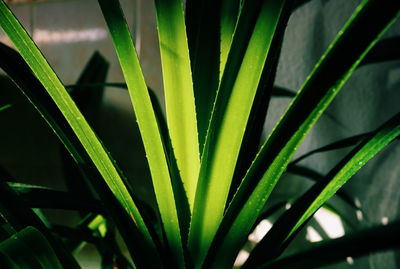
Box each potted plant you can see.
[0,0,399,268]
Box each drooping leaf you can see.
[155,0,200,213]
[189,0,290,265]
[206,1,400,268]
[261,219,400,269]
[286,165,360,210]
[271,86,296,97]
[9,183,104,213]
[0,4,160,266]
[0,179,80,268]
[0,226,63,269]
[96,0,184,266]
[244,112,400,268]
[0,104,12,112]
[290,133,370,165]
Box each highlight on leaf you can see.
[0,0,398,268]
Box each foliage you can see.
[0,0,399,268]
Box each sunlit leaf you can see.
[244,112,400,267]
[0,2,159,266]
[207,1,400,268]
[97,0,184,266]
[189,0,290,265]
[155,0,200,212]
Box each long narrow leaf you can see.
[360,36,400,66]
[290,133,370,165]
[0,179,80,268]
[0,42,161,268]
[244,112,400,268]
[0,3,160,267]
[0,104,12,112]
[149,89,191,248]
[286,165,359,210]
[0,227,63,269]
[206,1,400,268]
[262,220,400,269]
[229,10,291,204]
[189,0,289,265]
[9,183,104,213]
[155,0,200,211]
[61,51,109,218]
[96,0,185,266]
[185,0,221,153]
[219,0,241,79]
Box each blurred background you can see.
[0,0,399,268]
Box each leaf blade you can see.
[0,2,160,266]
[155,0,200,211]
[96,0,185,266]
[189,0,289,265]
[208,1,400,267]
[244,112,400,268]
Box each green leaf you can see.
[229,12,291,205]
[0,4,160,267]
[286,165,360,210]
[149,89,191,248]
[219,0,241,79]
[206,1,400,268]
[185,0,221,153]
[189,0,289,265]
[260,220,400,269]
[0,42,161,267]
[0,227,63,269]
[61,51,109,218]
[290,133,370,165]
[9,183,104,213]
[361,36,400,66]
[244,112,400,268]
[66,82,127,90]
[0,104,12,112]
[0,178,80,268]
[96,0,184,266]
[155,0,200,211]
[271,86,296,97]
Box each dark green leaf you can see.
[0,40,159,269]
[97,0,182,266]
[286,165,359,210]
[189,1,290,266]
[262,220,400,269]
[0,226,63,269]
[291,133,370,165]
[244,112,400,268]
[0,180,80,268]
[271,86,296,97]
[0,104,12,112]
[9,183,104,213]
[61,51,109,218]
[207,1,400,268]
[361,36,400,66]
[185,0,222,153]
